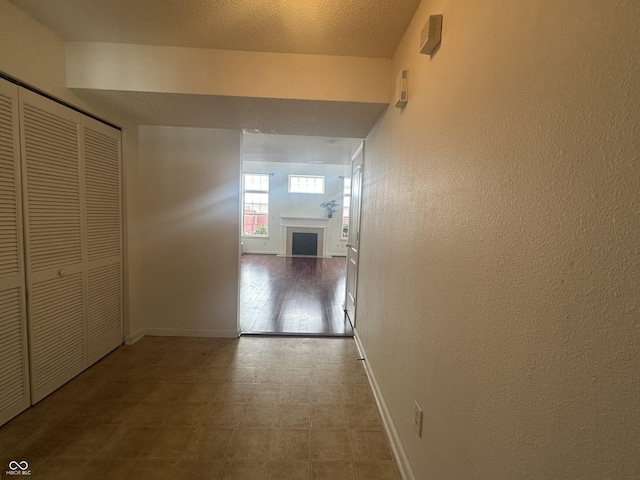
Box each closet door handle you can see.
[58,269,66,277]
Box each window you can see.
[288,175,325,194]
[342,178,351,239]
[243,173,269,235]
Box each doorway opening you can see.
[239,133,362,336]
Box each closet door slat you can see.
[0,79,30,427]
[88,263,122,363]
[22,102,82,272]
[0,94,20,279]
[0,287,28,423]
[30,273,86,398]
[84,122,122,365]
[85,127,121,262]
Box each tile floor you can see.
[0,336,401,480]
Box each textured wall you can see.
[0,0,81,106]
[357,0,640,478]
[139,126,242,337]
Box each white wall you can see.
[139,126,242,337]
[66,42,391,104]
[357,1,640,479]
[0,0,83,106]
[0,0,143,343]
[242,161,350,257]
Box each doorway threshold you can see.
[240,331,353,338]
[275,254,333,258]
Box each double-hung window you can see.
[243,173,269,235]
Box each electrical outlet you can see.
[413,400,423,437]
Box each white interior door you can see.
[19,88,88,403]
[0,79,30,425]
[83,120,123,365]
[345,142,363,325]
[19,89,123,403]
[0,82,123,414]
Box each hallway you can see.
[240,255,352,336]
[0,335,400,479]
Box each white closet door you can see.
[83,120,122,364]
[19,88,87,403]
[0,79,30,426]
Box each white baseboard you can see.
[142,327,240,339]
[354,329,415,480]
[125,328,145,345]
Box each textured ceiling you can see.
[10,0,415,150]
[9,0,421,58]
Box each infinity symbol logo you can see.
[8,460,29,471]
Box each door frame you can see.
[344,141,364,327]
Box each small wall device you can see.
[394,69,408,108]
[420,14,443,55]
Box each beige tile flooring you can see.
[0,336,401,480]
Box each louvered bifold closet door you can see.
[0,79,30,426]
[83,119,122,365]
[19,88,87,403]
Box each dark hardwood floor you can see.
[240,254,353,336]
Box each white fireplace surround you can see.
[280,216,331,257]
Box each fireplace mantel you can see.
[280,216,331,228]
[279,216,331,257]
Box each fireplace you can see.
[280,216,331,257]
[285,227,324,256]
[292,232,318,256]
